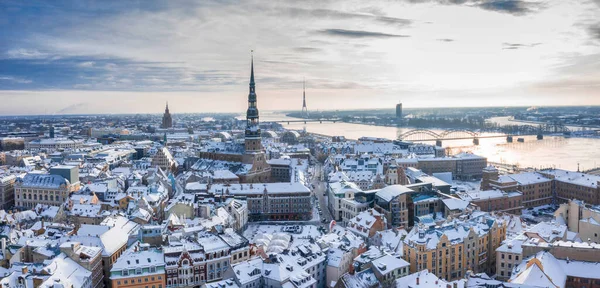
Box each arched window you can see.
[50,195,54,201]
[28,194,32,200]
[44,195,48,201]
[33,194,37,200]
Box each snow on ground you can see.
[311,199,321,222]
[451,180,482,193]
[243,224,324,248]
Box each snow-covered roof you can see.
[198,234,229,253]
[371,254,409,275]
[525,222,567,243]
[209,182,310,195]
[18,173,69,188]
[541,169,600,188]
[347,209,384,238]
[510,251,566,288]
[505,172,552,185]
[41,253,91,288]
[110,245,165,276]
[395,269,459,288]
[375,185,413,202]
[442,198,470,211]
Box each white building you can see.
[25,138,85,150]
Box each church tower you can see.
[245,54,262,152]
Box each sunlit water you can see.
[260,112,600,171]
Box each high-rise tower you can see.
[302,79,309,118]
[245,54,262,152]
[162,102,173,128]
[396,102,402,120]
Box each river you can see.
[260,112,600,171]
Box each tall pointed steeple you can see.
[250,54,255,88]
[245,51,261,152]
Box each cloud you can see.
[502,42,542,49]
[292,47,321,53]
[317,29,410,38]
[0,76,32,84]
[588,24,600,41]
[77,61,95,67]
[0,0,597,114]
[374,16,412,26]
[5,49,51,60]
[477,0,543,15]
[281,7,412,27]
[404,0,544,16]
[0,56,239,91]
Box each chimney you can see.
[21,266,28,274]
[416,277,419,285]
[453,282,457,288]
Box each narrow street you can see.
[310,161,334,226]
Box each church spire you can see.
[245,52,261,151]
[250,51,255,87]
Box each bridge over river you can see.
[396,123,599,146]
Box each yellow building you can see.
[15,173,79,208]
[403,212,506,281]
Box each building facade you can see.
[162,102,173,129]
[110,244,166,288]
[403,212,506,281]
[25,138,85,150]
[164,243,206,287]
[554,199,600,243]
[209,182,312,221]
[0,175,16,209]
[15,173,78,208]
[152,147,177,173]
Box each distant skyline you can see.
[1,0,600,115]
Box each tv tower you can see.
[302,79,309,118]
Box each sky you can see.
[1,0,600,115]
